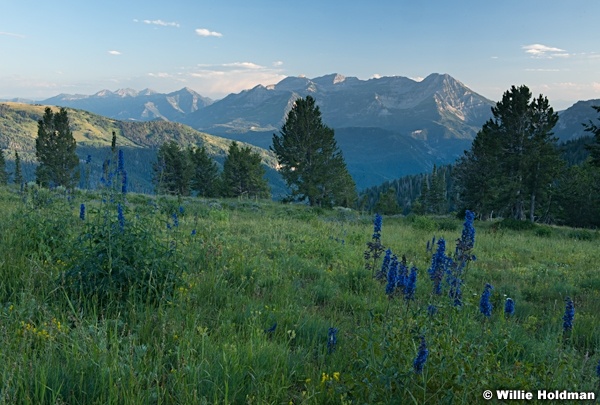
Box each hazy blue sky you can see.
[1,0,599,108]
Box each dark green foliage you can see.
[415,164,448,215]
[222,141,270,198]
[61,149,182,310]
[35,107,80,188]
[0,149,7,185]
[272,96,356,207]
[554,161,600,228]
[560,135,593,166]
[60,202,182,309]
[374,188,401,214]
[360,165,455,215]
[189,145,220,197]
[583,105,600,167]
[14,150,23,186]
[153,140,192,196]
[454,85,561,222]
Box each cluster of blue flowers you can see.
[479,283,493,318]
[79,203,86,221]
[373,213,382,240]
[563,297,575,333]
[364,213,386,276]
[413,335,429,374]
[428,238,450,295]
[504,298,515,317]
[382,251,418,301]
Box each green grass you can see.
[0,185,599,404]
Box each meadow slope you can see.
[0,184,599,404]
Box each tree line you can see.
[152,140,270,199]
[360,85,600,228]
[1,97,357,207]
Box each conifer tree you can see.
[153,141,192,196]
[455,85,560,222]
[222,141,270,198]
[0,150,7,185]
[14,151,23,186]
[584,105,600,167]
[35,107,80,188]
[272,96,356,207]
[189,145,220,197]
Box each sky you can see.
[1,0,599,109]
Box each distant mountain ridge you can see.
[183,73,495,144]
[5,74,599,190]
[39,87,214,122]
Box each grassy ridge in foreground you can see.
[0,186,599,404]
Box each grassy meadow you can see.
[0,183,599,404]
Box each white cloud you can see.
[0,31,25,38]
[410,76,424,82]
[148,72,172,78]
[273,61,284,67]
[195,28,223,37]
[143,19,180,27]
[371,74,382,79]
[108,50,122,56]
[522,44,569,59]
[222,62,263,69]
[525,68,561,72]
[169,61,285,98]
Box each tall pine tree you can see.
[35,107,80,188]
[271,96,356,207]
[14,151,23,186]
[189,146,220,197]
[0,150,7,185]
[583,105,600,167]
[153,141,192,196]
[222,141,270,199]
[454,85,560,222]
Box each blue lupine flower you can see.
[327,327,338,354]
[79,203,85,221]
[460,210,476,252]
[117,203,125,231]
[373,213,382,240]
[479,283,493,317]
[380,249,392,278]
[563,297,575,332]
[121,170,128,194]
[179,205,185,215]
[117,149,124,173]
[172,212,179,228]
[596,359,600,378]
[404,266,417,301]
[191,229,197,236]
[446,256,463,307]
[428,238,449,295]
[386,255,399,296]
[85,154,92,164]
[396,256,409,292]
[504,298,515,317]
[413,335,429,374]
[427,305,438,317]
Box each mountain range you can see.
[40,87,214,122]
[2,73,599,191]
